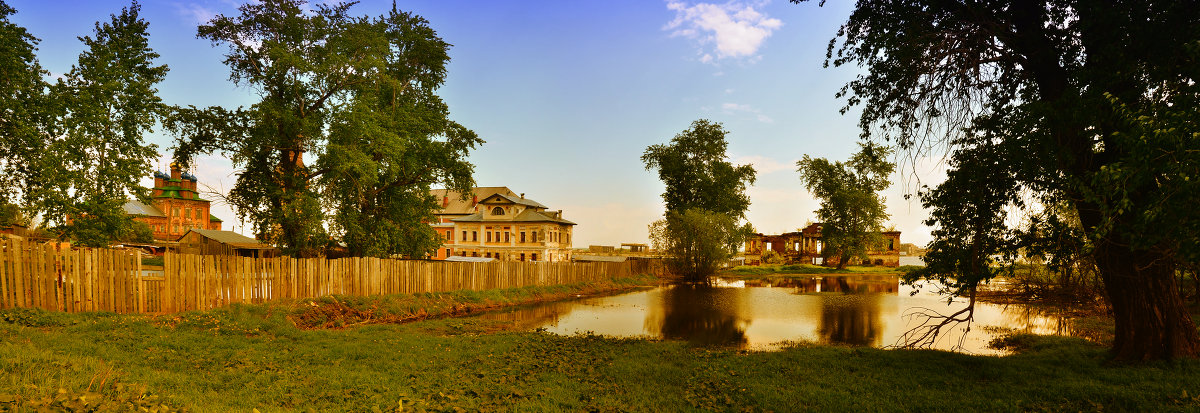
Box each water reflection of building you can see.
[744,223,901,267]
[645,285,749,347]
[778,275,900,294]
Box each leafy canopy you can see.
[169,0,480,257]
[794,0,1200,359]
[642,119,756,219]
[643,119,756,281]
[0,1,47,225]
[33,1,166,247]
[796,143,894,269]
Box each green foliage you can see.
[168,0,479,258]
[795,0,1200,358]
[643,120,756,281]
[641,119,756,218]
[22,2,165,247]
[796,142,894,270]
[0,1,48,211]
[649,209,750,282]
[759,249,783,264]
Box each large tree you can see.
[643,119,756,281]
[169,0,480,257]
[642,119,757,219]
[796,143,895,270]
[0,1,48,224]
[33,1,166,247]
[795,0,1200,360]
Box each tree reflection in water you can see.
[646,284,749,347]
[807,277,893,346]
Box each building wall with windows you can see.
[744,223,901,267]
[428,187,575,262]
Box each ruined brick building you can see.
[744,223,900,267]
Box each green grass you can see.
[2,281,1199,411]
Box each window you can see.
[472,231,477,241]
[487,232,492,242]
[520,253,525,261]
[491,206,504,215]
[172,207,179,217]
[504,232,510,243]
[531,253,538,261]
[494,231,500,242]
[520,232,526,243]
[462,231,467,241]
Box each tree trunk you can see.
[1094,239,1200,361]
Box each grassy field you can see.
[2,277,1199,411]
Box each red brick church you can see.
[123,164,223,242]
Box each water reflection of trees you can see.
[646,285,748,347]
[809,277,894,346]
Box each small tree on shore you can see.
[796,143,895,269]
[643,119,755,281]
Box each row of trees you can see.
[642,119,896,281]
[0,0,479,257]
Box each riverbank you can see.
[2,305,1198,411]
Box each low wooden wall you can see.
[0,239,659,314]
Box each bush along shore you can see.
[2,275,1200,412]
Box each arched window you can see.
[491,206,505,215]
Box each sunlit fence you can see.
[0,239,660,314]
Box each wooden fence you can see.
[0,239,659,314]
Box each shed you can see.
[176,228,277,257]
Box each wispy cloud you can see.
[664,1,783,64]
[721,102,774,123]
[731,154,795,175]
[174,2,219,25]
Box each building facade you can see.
[124,164,223,242]
[428,187,575,262]
[744,223,901,267]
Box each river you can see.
[475,274,1070,355]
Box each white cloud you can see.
[720,102,774,123]
[665,1,783,63]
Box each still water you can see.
[476,275,1071,355]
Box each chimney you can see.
[520,193,525,199]
[442,196,449,207]
[472,195,478,204]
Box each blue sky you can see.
[9,0,945,247]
